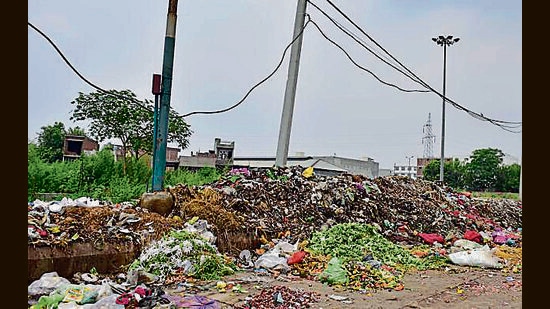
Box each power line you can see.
[309,18,429,93]
[307,0,427,90]
[29,18,313,120]
[180,16,312,118]
[318,0,522,132]
[29,14,521,133]
[28,22,154,114]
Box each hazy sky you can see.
[28,0,522,169]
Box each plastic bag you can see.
[30,293,65,309]
[273,240,298,254]
[453,239,483,250]
[418,233,444,245]
[302,167,314,178]
[463,230,483,244]
[448,245,503,269]
[492,229,508,244]
[164,294,220,309]
[56,284,100,305]
[96,281,113,300]
[254,248,290,270]
[287,251,307,265]
[57,294,124,309]
[319,257,348,285]
[28,272,71,297]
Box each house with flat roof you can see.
[62,135,99,161]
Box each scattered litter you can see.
[448,245,503,269]
[233,285,319,309]
[329,294,350,301]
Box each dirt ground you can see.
[173,266,522,309]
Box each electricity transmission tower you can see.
[422,113,436,158]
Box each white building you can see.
[393,164,417,179]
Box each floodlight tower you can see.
[432,35,460,183]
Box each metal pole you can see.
[151,94,160,191]
[275,0,307,167]
[439,43,447,183]
[152,0,178,191]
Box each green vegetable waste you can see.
[309,223,446,270]
[306,223,448,291]
[130,230,237,281]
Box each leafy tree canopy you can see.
[66,126,86,136]
[465,148,504,191]
[37,121,66,163]
[422,158,465,189]
[70,89,193,160]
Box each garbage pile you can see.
[234,285,320,309]
[28,197,182,247]
[27,166,522,298]
[169,166,522,250]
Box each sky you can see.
[28,0,522,169]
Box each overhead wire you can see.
[29,19,312,120]
[318,0,522,130]
[311,0,521,132]
[29,10,521,133]
[318,0,521,132]
[327,15,400,71]
[308,18,428,93]
[307,0,428,89]
[28,22,154,114]
[180,15,312,118]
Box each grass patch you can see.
[471,191,519,200]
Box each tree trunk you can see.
[121,142,127,176]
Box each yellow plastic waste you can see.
[302,167,314,178]
[216,281,227,292]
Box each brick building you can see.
[62,135,99,161]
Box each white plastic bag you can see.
[448,245,503,268]
[273,240,299,254]
[453,239,483,250]
[254,248,290,271]
[28,272,71,297]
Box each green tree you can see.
[496,163,521,192]
[422,159,465,189]
[28,142,40,163]
[444,159,466,189]
[36,122,66,163]
[70,89,192,173]
[422,159,440,182]
[66,126,86,136]
[464,148,504,191]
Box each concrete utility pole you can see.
[152,0,179,191]
[432,35,460,183]
[275,0,307,167]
